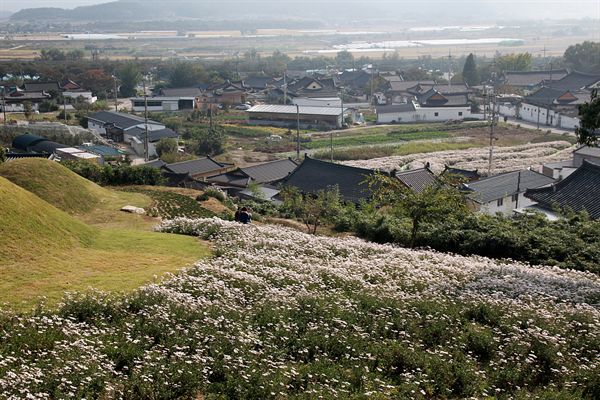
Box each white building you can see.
[464,169,556,216]
[63,90,97,104]
[130,97,196,112]
[376,101,476,124]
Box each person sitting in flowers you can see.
[238,207,252,224]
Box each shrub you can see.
[204,186,226,201]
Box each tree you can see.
[186,125,225,157]
[495,53,533,73]
[564,41,600,74]
[576,89,600,146]
[39,48,66,61]
[280,186,343,234]
[23,101,33,120]
[155,137,178,157]
[368,173,468,247]
[462,53,479,86]
[336,50,354,69]
[117,62,141,97]
[0,146,6,163]
[168,62,207,88]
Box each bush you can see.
[204,186,226,201]
[63,161,164,186]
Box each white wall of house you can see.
[377,105,475,124]
[88,119,106,134]
[517,102,580,130]
[64,91,97,104]
[478,192,536,216]
[131,97,195,112]
[1,103,40,112]
[130,136,158,158]
[498,103,518,118]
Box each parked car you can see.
[235,104,252,110]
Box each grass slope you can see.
[0,158,109,214]
[0,161,211,311]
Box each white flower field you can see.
[343,141,575,175]
[1,218,599,399]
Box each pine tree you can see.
[462,53,479,86]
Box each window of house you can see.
[512,194,518,202]
[434,112,439,116]
[497,198,504,207]
[458,111,463,116]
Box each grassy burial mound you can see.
[0,161,211,310]
[0,176,94,262]
[0,158,110,214]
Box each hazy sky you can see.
[1,0,599,19]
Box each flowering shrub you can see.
[343,141,575,175]
[1,218,599,399]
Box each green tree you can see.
[280,185,343,234]
[168,62,207,88]
[155,137,178,157]
[462,53,479,86]
[564,41,600,73]
[368,173,468,247]
[576,89,600,146]
[186,126,225,157]
[335,50,354,69]
[117,62,141,97]
[23,101,33,120]
[39,48,66,61]
[495,53,533,73]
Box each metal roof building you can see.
[247,104,351,129]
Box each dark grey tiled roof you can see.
[548,71,600,91]
[443,166,481,181]
[573,146,600,158]
[503,69,568,87]
[127,127,178,142]
[465,169,556,204]
[525,160,600,219]
[243,76,277,90]
[207,172,250,187]
[23,81,61,92]
[418,89,469,107]
[88,111,158,130]
[387,80,435,92]
[396,168,437,193]
[160,87,203,97]
[376,103,416,114]
[283,156,378,202]
[164,157,226,176]
[240,159,298,184]
[143,159,168,169]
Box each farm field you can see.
[1,218,598,398]
[0,159,212,309]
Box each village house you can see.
[525,160,600,220]
[130,96,196,112]
[87,111,178,158]
[463,169,556,216]
[283,156,380,203]
[247,104,354,129]
[500,69,568,94]
[207,158,298,189]
[395,167,437,193]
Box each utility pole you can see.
[487,94,496,176]
[143,80,149,162]
[283,72,287,105]
[296,104,300,160]
[370,65,374,108]
[113,75,118,112]
[63,95,67,123]
[515,170,522,209]
[2,91,6,125]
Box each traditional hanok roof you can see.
[286,77,338,98]
[23,81,61,93]
[283,156,379,202]
[525,160,600,219]
[388,80,435,93]
[464,169,556,204]
[243,76,277,90]
[442,166,481,182]
[126,126,178,142]
[159,87,203,97]
[548,71,600,92]
[163,157,227,177]
[418,89,469,107]
[338,70,372,88]
[209,159,299,187]
[395,167,437,193]
[376,102,416,114]
[524,87,590,107]
[573,146,600,158]
[61,79,82,90]
[143,159,168,169]
[503,69,568,87]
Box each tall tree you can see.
[117,62,141,97]
[336,50,354,69]
[564,41,600,73]
[462,53,479,86]
[168,62,207,88]
[495,53,533,73]
[576,89,600,146]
